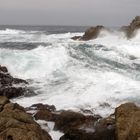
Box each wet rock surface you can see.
[121,16,140,38]
[115,103,140,140]
[0,65,28,99]
[0,96,52,140]
[26,103,57,121]
[28,104,116,140]
[29,102,140,140]
[58,113,115,140]
[71,25,105,41]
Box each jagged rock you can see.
[0,65,28,99]
[81,26,104,40]
[121,16,140,38]
[60,127,115,140]
[0,96,52,140]
[115,103,140,140]
[34,110,57,121]
[27,103,57,121]
[30,103,56,112]
[54,111,87,132]
[71,26,104,41]
[71,36,81,40]
[0,65,8,73]
[58,111,115,140]
[0,87,25,99]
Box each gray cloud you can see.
[0,0,139,26]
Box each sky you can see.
[0,0,140,26]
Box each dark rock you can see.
[71,26,104,41]
[121,16,140,38]
[12,78,28,84]
[115,102,140,140]
[0,96,52,140]
[60,128,115,140]
[34,110,57,121]
[27,103,57,121]
[0,65,28,99]
[0,87,25,99]
[71,36,81,40]
[0,65,8,73]
[54,111,87,132]
[59,115,115,140]
[30,103,56,112]
[81,26,104,41]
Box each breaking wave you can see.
[0,28,140,117]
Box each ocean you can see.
[0,25,140,119]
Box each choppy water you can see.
[0,26,140,117]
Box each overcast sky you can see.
[0,0,139,26]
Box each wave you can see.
[0,28,27,34]
[0,28,140,117]
[0,45,69,79]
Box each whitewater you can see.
[0,26,140,119]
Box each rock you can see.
[54,111,87,132]
[71,36,81,40]
[12,77,28,84]
[0,65,28,99]
[59,113,115,140]
[0,87,25,99]
[0,96,9,106]
[121,16,140,38]
[115,102,140,140]
[0,96,52,140]
[0,65,8,73]
[27,103,57,121]
[28,105,116,140]
[30,103,56,112]
[71,26,104,41]
[81,26,104,41]
[53,110,115,140]
[34,110,57,121]
[60,127,115,140]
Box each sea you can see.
[0,25,140,139]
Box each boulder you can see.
[0,65,8,73]
[0,87,25,99]
[71,26,104,41]
[27,103,57,121]
[34,110,57,121]
[0,65,28,99]
[0,96,52,140]
[115,103,140,140]
[58,112,115,140]
[71,36,81,40]
[30,103,56,112]
[121,16,140,38]
[81,26,104,41]
[60,127,115,140]
[54,111,87,132]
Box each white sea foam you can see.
[36,120,63,140]
[0,28,140,118]
[0,28,26,34]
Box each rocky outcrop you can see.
[71,26,104,41]
[81,26,104,41]
[27,104,115,140]
[0,65,28,99]
[0,96,52,140]
[26,103,57,121]
[58,111,115,140]
[121,16,140,38]
[115,103,140,140]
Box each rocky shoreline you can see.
[71,16,140,41]
[0,65,140,140]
